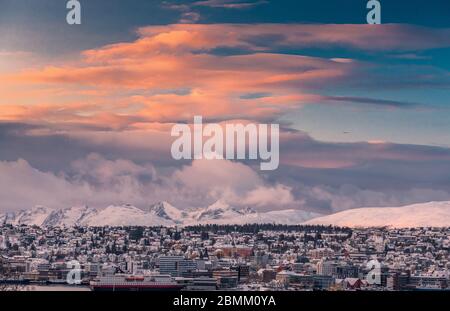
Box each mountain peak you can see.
[147,201,184,223]
[14,205,54,226]
[240,206,257,215]
[31,205,53,212]
[195,200,241,221]
[205,200,232,211]
[0,201,323,227]
[43,205,98,227]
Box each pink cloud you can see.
[1,23,448,129]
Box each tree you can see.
[129,227,144,241]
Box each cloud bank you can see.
[1,23,450,215]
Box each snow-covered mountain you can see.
[186,201,321,225]
[0,201,322,227]
[304,201,450,228]
[190,208,321,226]
[3,200,450,228]
[0,212,15,225]
[12,206,54,226]
[191,200,256,223]
[146,201,188,224]
[81,204,174,227]
[247,209,322,225]
[43,206,98,227]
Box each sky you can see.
[0,0,450,214]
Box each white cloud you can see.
[0,154,299,212]
[2,153,450,214]
[0,159,90,210]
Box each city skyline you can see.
[1,0,450,220]
[1,223,450,292]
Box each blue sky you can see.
[1,0,449,51]
[1,0,449,145]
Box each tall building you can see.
[317,260,336,276]
[336,264,359,279]
[178,259,197,278]
[213,270,239,289]
[313,275,335,290]
[159,256,184,277]
[159,256,197,277]
[231,264,250,283]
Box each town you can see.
[1,224,449,291]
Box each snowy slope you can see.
[251,209,322,225]
[43,206,98,227]
[80,204,174,227]
[192,200,252,222]
[304,201,450,228]
[0,201,322,227]
[3,201,450,228]
[185,201,320,225]
[146,201,187,224]
[190,208,321,225]
[12,206,54,226]
[0,212,15,224]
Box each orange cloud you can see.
[2,23,446,129]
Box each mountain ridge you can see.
[304,201,450,228]
[0,201,321,227]
[6,201,449,228]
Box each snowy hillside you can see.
[0,201,322,227]
[304,201,450,228]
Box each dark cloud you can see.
[2,123,450,213]
[325,96,419,108]
[241,33,287,47]
[193,0,268,9]
[0,122,176,172]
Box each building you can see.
[178,259,197,278]
[343,278,363,290]
[336,264,359,279]
[184,277,218,291]
[212,269,239,289]
[410,275,448,290]
[290,274,314,289]
[219,245,253,258]
[258,268,277,283]
[159,256,184,277]
[309,248,334,260]
[317,260,336,276]
[234,264,250,283]
[387,272,410,290]
[313,275,335,290]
